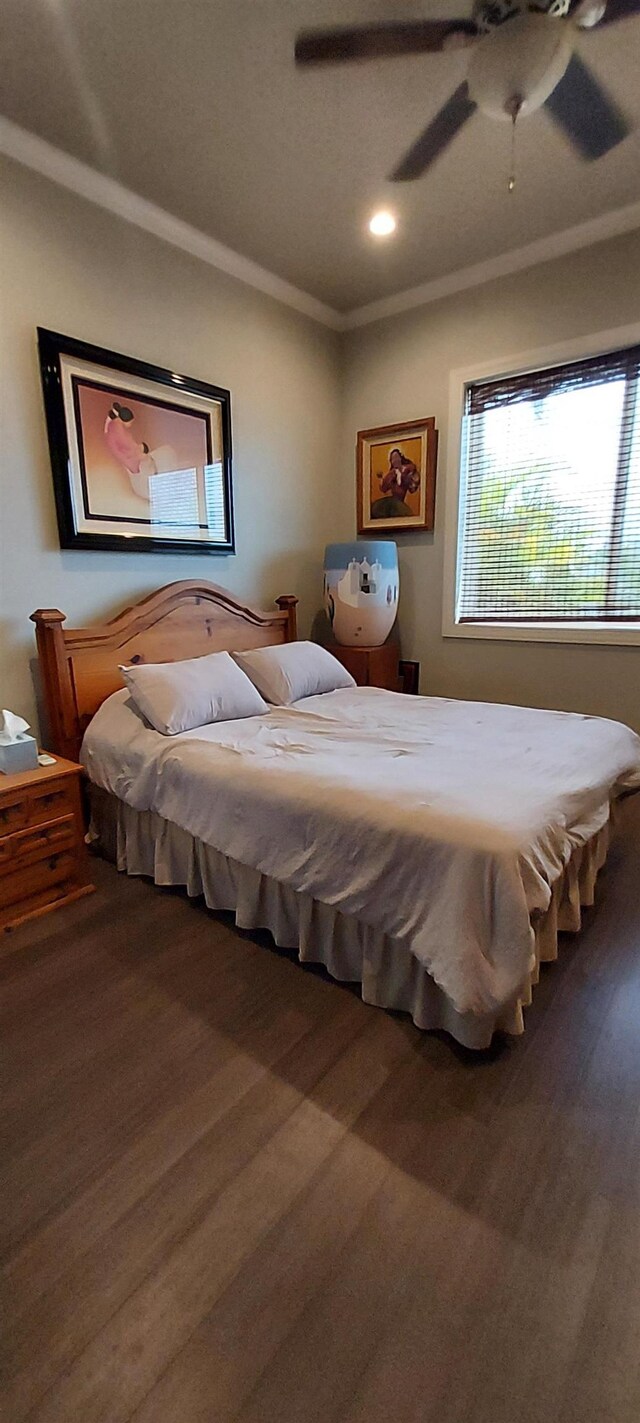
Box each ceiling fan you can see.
[294,1,638,180]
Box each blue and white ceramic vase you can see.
[323,541,399,647]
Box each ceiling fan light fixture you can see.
[467,13,573,120]
[369,210,396,237]
[572,0,607,26]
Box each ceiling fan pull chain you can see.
[508,112,516,193]
[506,96,522,194]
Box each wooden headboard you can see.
[31,580,298,762]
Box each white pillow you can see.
[233,641,355,706]
[120,650,269,735]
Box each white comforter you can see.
[82,687,640,1018]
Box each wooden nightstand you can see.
[330,641,404,692]
[0,756,94,933]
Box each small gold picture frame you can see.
[357,417,438,534]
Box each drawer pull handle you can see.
[49,856,59,870]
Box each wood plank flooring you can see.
[2,795,640,1423]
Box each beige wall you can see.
[343,231,640,731]
[0,159,342,736]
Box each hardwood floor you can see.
[2,795,639,1423]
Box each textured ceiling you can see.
[1,0,639,311]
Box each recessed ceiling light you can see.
[369,210,396,238]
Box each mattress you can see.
[81,686,640,1025]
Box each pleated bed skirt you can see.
[89,786,613,1050]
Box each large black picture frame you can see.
[38,328,235,555]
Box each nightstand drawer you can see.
[0,816,76,876]
[0,754,94,933]
[0,793,30,836]
[0,779,76,836]
[0,849,78,910]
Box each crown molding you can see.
[0,116,343,331]
[344,199,640,329]
[2,116,640,336]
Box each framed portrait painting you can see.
[37,328,234,554]
[357,417,438,535]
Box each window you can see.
[455,343,640,631]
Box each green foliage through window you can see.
[457,348,640,624]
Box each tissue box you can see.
[0,734,39,774]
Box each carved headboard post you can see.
[276,595,298,642]
[30,608,80,761]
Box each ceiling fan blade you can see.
[545,52,629,159]
[294,19,478,66]
[390,82,476,181]
[596,0,640,23]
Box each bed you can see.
[32,580,640,1049]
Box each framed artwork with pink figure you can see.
[37,329,234,553]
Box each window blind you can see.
[457,343,640,624]
[149,467,201,528]
[204,461,228,541]
[147,462,228,540]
